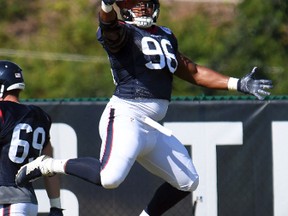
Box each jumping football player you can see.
[16,1,273,215]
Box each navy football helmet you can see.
[116,0,160,28]
[0,60,25,98]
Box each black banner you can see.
[30,99,288,216]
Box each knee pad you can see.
[176,175,199,192]
[189,176,199,192]
[100,170,125,189]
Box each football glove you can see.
[48,207,63,216]
[237,67,273,100]
[103,0,115,5]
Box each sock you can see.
[145,182,190,216]
[64,157,102,186]
[51,159,69,174]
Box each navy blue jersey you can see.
[97,21,179,100]
[0,101,51,187]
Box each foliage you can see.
[0,0,286,99]
[209,0,288,95]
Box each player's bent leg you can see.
[99,108,141,189]
[138,133,199,215]
[100,170,125,189]
[172,171,199,192]
[144,182,192,216]
[15,155,54,187]
[138,161,199,216]
[16,156,102,187]
[139,177,199,216]
[100,155,135,189]
[64,157,102,185]
[138,143,199,192]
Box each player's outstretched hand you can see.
[48,207,64,216]
[237,67,273,100]
[103,0,115,5]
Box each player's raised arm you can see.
[175,52,273,100]
[100,0,117,22]
[98,0,128,53]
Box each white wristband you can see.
[101,1,113,13]
[50,197,61,209]
[227,77,239,91]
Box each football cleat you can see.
[15,155,54,187]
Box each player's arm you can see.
[99,0,127,53]
[42,142,63,216]
[99,0,117,23]
[175,52,273,100]
[175,52,229,89]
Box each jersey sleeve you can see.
[98,15,128,53]
[160,26,179,53]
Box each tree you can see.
[209,0,288,95]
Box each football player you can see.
[0,60,63,216]
[16,1,273,215]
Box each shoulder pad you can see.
[159,26,173,35]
